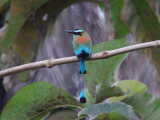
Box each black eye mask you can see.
[73,32,82,36]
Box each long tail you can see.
[80,59,86,74]
[79,89,86,103]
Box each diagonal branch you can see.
[0,40,160,78]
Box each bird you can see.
[66,29,92,103]
[65,29,92,74]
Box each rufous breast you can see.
[76,36,90,43]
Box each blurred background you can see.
[0,0,160,112]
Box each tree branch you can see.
[0,40,160,78]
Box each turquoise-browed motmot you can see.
[66,29,92,103]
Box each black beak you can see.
[65,30,74,34]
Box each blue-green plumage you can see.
[79,89,86,103]
[66,29,92,103]
[80,59,86,74]
[65,29,92,74]
[75,45,91,74]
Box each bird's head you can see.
[65,29,89,37]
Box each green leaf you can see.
[96,112,127,120]
[84,39,129,98]
[0,0,48,52]
[108,80,147,102]
[123,93,160,120]
[78,101,141,120]
[109,0,130,38]
[45,108,79,120]
[0,82,81,120]
[95,83,124,103]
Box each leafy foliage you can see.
[121,0,160,77]
[95,83,124,103]
[95,112,128,120]
[108,80,147,102]
[109,0,130,38]
[0,0,48,52]
[0,82,80,120]
[123,93,160,120]
[84,39,128,99]
[78,101,140,120]
[0,0,85,53]
[44,108,79,120]
[96,111,127,120]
